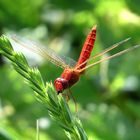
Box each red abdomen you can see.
[75,25,96,72]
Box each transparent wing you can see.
[8,35,76,69]
[79,44,140,73]
[60,55,76,68]
[75,38,131,70]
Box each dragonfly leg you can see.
[62,91,70,101]
[61,89,78,112]
[68,89,78,112]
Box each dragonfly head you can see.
[54,78,69,94]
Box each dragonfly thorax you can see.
[54,78,69,94]
[54,69,80,94]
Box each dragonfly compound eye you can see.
[54,78,69,94]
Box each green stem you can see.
[0,35,88,140]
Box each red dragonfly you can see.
[10,25,139,95]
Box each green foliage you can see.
[0,1,140,140]
[0,35,88,140]
[0,0,44,28]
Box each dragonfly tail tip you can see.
[92,25,97,30]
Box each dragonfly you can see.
[10,25,140,96]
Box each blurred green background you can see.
[0,0,140,140]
